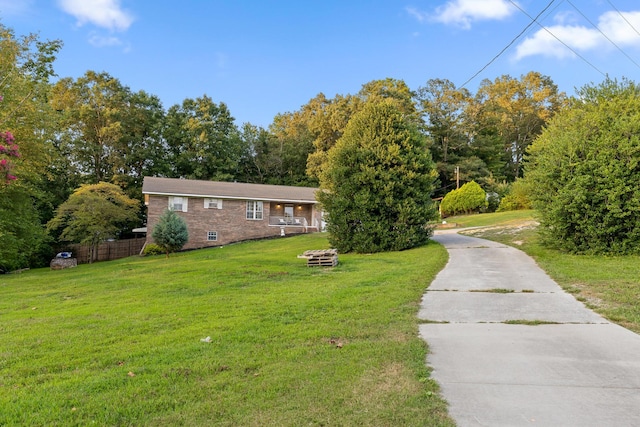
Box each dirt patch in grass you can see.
[460,220,539,246]
[568,282,608,310]
[352,362,422,408]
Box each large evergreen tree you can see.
[318,101,437,253]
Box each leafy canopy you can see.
[47,182,140,247]
[151,209,189,256]
[526,78,640,254]
[318,101,437,253]
[0,26,63,270]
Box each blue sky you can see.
[3,0,640,127]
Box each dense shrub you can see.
[142,243,164,256]
[497,179,532,212]
[526,78,640,254]
[151,209,189,256]
[440,181,487,217]
[318,101,438,253]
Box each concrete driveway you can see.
[419,231,640,426]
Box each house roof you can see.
[142,177,319,203]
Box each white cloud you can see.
[598,10,640,45]
[432,0,516,29]
[57,0,134,31]
[405,7,429,23]
[515,26,600,60]
[515,10,640,60]
[87,33,132,53]
[88,33,122,47]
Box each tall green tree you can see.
[112,90,169,197]
[318,101,438,253]
[164,95,241,181]
[51,72,168,198]
[303,92,360,181]
[306,79,419,181]
[526,78,640,254]
[235,123,271,183]
[358,78,418,122]
[267,111,316,186]
[472,72,566,181]
[0,24,63,270]
[51,71,128,183]
[47,182,140,262]
[416,78,474,194]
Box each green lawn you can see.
[439,209,537,229]
[454,211,640,334]
[0,233,454,426]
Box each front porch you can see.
[268,202,320,231]
[269,215,308,227]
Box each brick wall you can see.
[146,196,322,250]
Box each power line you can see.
[507,0,606,78]
[567,0,640,70]
[606,0,640,38]
[458,0,557,89]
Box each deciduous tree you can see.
[47,182,140,262]
[267,111,316,186]
[416,78,474,194]
[112,90,169,197]
[51,71,128,183]
[164,95,241,181]
[0,24,62,270]
[472,72,565,181]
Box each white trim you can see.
[168,196,188,212]
[246,200,264,220]
[204,198,223,209]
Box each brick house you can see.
[142,177,323,250]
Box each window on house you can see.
[169,196,188,212]
[246,200,263,220]
[207,231,218,241]
[204,198,222,209]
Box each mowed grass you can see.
[440,209,537,229]
[0,233,454,426]
[454,211,640,334]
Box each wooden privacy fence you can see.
[65,237,146,264]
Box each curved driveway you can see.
[419,230,640,426]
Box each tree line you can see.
[0,23,568,270]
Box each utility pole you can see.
[455,166,459,189]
